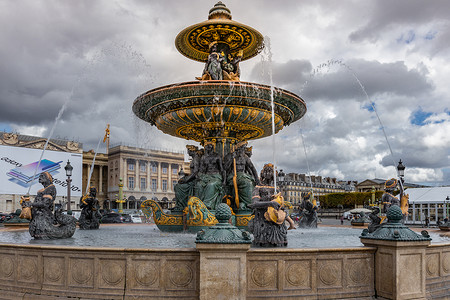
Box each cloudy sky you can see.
[1,0,449,185]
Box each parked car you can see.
[100,213,123,224]
[121,214,132,223]
[0,213,12,223]
[130,214,142,223]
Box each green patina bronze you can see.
[132,81,306,148]
[360,205,431,241]
[134,2,306,232]
[196,203,251,244]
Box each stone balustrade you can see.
[0,242,448,299]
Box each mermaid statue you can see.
[248,164,295,247]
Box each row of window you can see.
[128,162,178,175]
[127,176,178,192]
[286,189,343,196]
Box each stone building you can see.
[81,150,108,209]
[355,178,387,193]
[278,172,351,208]
[0,132,191,214]
[106,144,189,210]
[356,178,427,193]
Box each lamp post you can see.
[64,160,73,212]
[371,186,376,206]
[116,178,125,213]
[397,159,405,199]
[446,196,450,219]
[277,169,286,200]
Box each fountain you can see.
[136,1,306,232]
[0,3,449,299]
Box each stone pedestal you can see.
[361,238,430,300]
[197,243,250,300]
[360,205,431,300]
[195,203,252,300]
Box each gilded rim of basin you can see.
[132,81,306,142]
[175,19,264,63]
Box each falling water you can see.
[299,128,315,199]
[262,36,278,192]
[26,41,153,197]
[26,89,73,195]
[85,135,104,195]
[311,60,397,167]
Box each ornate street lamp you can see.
[278,169,285,184]
[446,196,450,219]
[116,178,125,213]
[64,160,73,212]
[397,159,405,182]
[277,169,286,200]
[397,159,405,199]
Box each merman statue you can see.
[248,163,295,247]
[78,187,102,230]
[224,141,260,211]
[174,145,202,211]
[195,142,225,210]
[22,172,76,239]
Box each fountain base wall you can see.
[0,243,448,299]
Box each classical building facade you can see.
[356,178,427,193]
[81,150,108,209]
[0,133,191,213]
[106,144,189,210]
[278,172,353,208]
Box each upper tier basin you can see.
[132,80,307,143]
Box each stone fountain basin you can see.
[1,224,448,249]
[132,81,307,142]
[0,224,449,299]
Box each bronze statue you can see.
[197,41,225,80]
[224,141,259,210]
[195,142,225,210]
[222,49,243,81]
[174,145,202,211]
[23,172,76,239]
[78,187,102,230]
[248,163,294,247]
[381,178,400,212]
[297,192,318,228]
[368,207,382,233]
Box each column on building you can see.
[168,163,172,192]
[146,160,151,193]
[419,203,423,224]
[157,161,162,193]
[136,159,140,191]
[99,166,103,193]
[434,204,438,224]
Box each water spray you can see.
[263,36,278,193]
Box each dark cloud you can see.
[250,58,433,102]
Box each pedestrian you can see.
[425,217,429,228]
[340,215,344,225]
